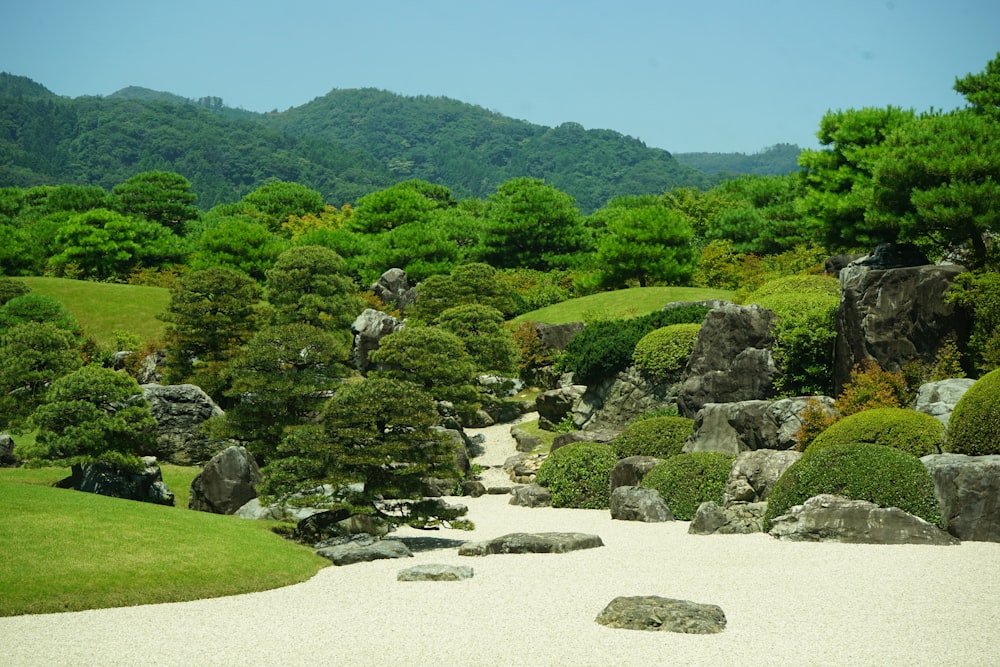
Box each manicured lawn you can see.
[0,467,326,617]
[20,276,170,345]
[513,286,732,324]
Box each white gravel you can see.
[2,418,998,666]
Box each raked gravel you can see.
[2,417,998,666]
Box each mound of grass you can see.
[805,408,945,458]
[947,368,1000,455]
[512,286,732,325]
[0,479,326,617]
[20,277,170,345]
[535,441,618,509]
[640,452,735,520]
[612,415,693,459]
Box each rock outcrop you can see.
[922,454,1000,542]
[689,501,767,535]
[722,449,802,505]
[684,398,832,455]
[141,383,224,465]
[68,457,175,506]
[351,308,404,374]
[188,445,261,514]
[912,378,976,427]
[573,366,680,432]
[609,486,673,522]
[371,268,416,314]
[609,455,662,491]
[509,483,552,507]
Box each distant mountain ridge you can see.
[0,72,800,211]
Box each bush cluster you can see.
[632,323,701,382]
[762,443,942,531]
[639,451,735,520]
[561,304,709,385]
[612,415,693,459]
[946,368,1000,455]
[805,407,945,458]
[534,441,618,509]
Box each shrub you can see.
[612,415,694,459]
[639,452,735,520]
[835,359,910,415]
[793,398,839,451]
[946,368,1000,455]
[805,408,945,458]
[632,323,701,382]
[745,274,840,396]
[534,442,618,509]
[561,304,709,385]
[762,443,942,530]
[946,270,1000,375]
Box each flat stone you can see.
[595,596,727,634]
[397,564,474,581]
[316,538,413,565]
[458,532,604,556]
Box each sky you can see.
[2,0,998,154]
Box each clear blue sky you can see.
[3,0,997,154]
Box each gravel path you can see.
[2,421,998,666]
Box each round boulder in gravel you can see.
[397,564,474,581]
[509,483,552,507]
[595,596,727,634]
[609,486,673,522]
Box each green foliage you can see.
[501,268,572,315]
[409,262,517,322]
[0,322,83,431]
[239,181,326,231]
[946,368,1000,455]
[805,408,944,458]
[762,443,942,530]
[357,215,464,284]
[673,144,802,176]
[435,304,519,375]
[190,217,290,282]
[561,305,710,385]
[535,441,618,509]
[639,452,735,520]
[834,359,910,415]
[745,274,840,395]
[947,271,1000,375]
[18,365,157,466]
[111,170,199,233]
[349,179,455,234]
[513,286,732,325]
[594,199,695,287]
[265,245,362,338]
[706,173,819,254]
[612,415,694,459]
[0,294,79,334]
[0,278,29,306]
[632,323,701,382]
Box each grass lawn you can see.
[20,277,170,345]
[513,286,733,324]
[0,466,327,617]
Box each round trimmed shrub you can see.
[612,415,694,459]
[947,368,1000,455]
[762,442,941,531]
[535,442,618,509]
[805,407,944,457]
[632,323,701,382]
[639,452,735,520]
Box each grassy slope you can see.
[20,277,170,345]
[513,286,733,324]
[0,468,328,617]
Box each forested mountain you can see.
[1,72,791,212]
[674,143,801,176]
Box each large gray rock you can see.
[912,378,976,427]
[689,501,767,535]
[685,397,834,455]
[397,564,474,581]
[922,454,1000,542]
[535,385,586,430]
[768,494,960,545]
[574,366,680,432]
[595,596,726,634]
[70,457,175,506]
[610,486,673,522]
[458,532,604,556]
[609,456,663,491]
[510,426,542,453]
[351,308,404,374]
[0,432,15,467]
[534,322,585,352]
[722,449,802,505]
[835,261,969,394]
[509,483,552,507]
[371,268,417,314]
[189,445,261,514]
[316,536,413,566]
[141,383,224,465]
[677,304,778,418]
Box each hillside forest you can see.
[1,54,999,526]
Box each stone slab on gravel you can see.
[316,538,413,566]
[397,564,474,581]
[458,531,604,556]
[595,596,727,634]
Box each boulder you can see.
[69,457,174,506]
[550,429,617,453]
[511,426,542,453]
[134,349,166,385]
[677,304,778,418]
[298,508,390,543]
[768,494,960,545]
[371,268,416,314]
[397,564,474,581]
[504,453,547,484]
[609,456,663,491]
[689,501,767,535]
[0,432,15,467]
[461,480,487,497]
[458,532,604,556]
[852,242,930,269]
[609,486,673,522]
[922,454,1000,542]
[685,397,834,455]
[912,378,976,427]
[188,445,261,514]
[534,322,585,352]
[595,596,726,634]
[351,308,404,374]
[316,535,413,566]
[834,261,969,394]
[509,483,552,507]
[535,385,586,430]
[825,253,866,276]
[722,449,802,505]
[574,366,680,432]
[141,383,224,465]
